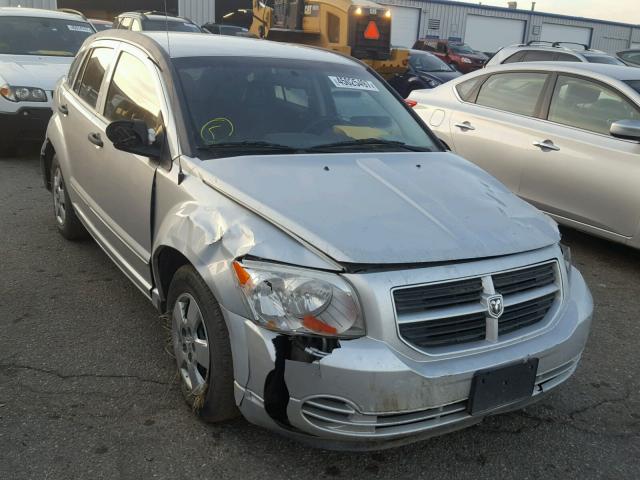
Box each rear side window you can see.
[522,50,556,62]
[503,51,525,64]
[104,51,162,130]
[476,72,548,116]
[76,48,113,109]
[548,75,640,135]
[555,52,581,62]
[455,76,484,101]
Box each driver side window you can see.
[548,75,640,135]
[104,51,162,131]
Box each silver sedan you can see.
[410,62,640,249]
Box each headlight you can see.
[461,57,473,64]
[0,84,47,103]
[560,243,572,281]
[422,77,441,88]
[232,260,364,338]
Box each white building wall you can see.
[0,0,57,8]
[381,0,640,53]
[179,0,214,25]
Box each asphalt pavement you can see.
[1,152,638,479]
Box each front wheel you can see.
[167,265,238,422]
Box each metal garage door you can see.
[464,15,526,55]
[382,5,421,48]
[540,23,592,47]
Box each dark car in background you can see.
[389,49,462,98]
[413,39,487,73]
[617,49,640,67]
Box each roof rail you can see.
[526,40,554,46]
[552,41,589,50]
[57,8,87,20]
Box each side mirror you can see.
[610,119,640,141]
[106,119,161,158]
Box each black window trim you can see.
[537,71,640,141]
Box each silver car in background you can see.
[42,31,593,450]
[410,63,640,249]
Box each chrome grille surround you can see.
[393,261,562,353]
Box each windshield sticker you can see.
[328,76,379,92]
[67,25,93,33]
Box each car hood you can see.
[0,55,73,91]
[198,152,559,265]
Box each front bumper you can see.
[226,263,593,450]
[0,107,53,146]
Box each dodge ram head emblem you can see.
[486,294,504,319]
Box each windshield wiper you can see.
[306,138,431,153]
[197,141,299,154]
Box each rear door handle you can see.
[58,104,68,116]
[454,121,475,131]
[533,140,560,152]
[88,132,104,148]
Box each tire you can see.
[167,265,238,422]
[51,155,88,240]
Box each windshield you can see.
[625,80,640,94]
[410,52,452,72]
[584,55,625,65]
[175,56,439,157]
[0,16,94,57]
[142,19,201,32]
[450,44,475,55]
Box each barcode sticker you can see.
[328,76,379,92]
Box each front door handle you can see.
[58,104,68,116]
[88,132,104,148]
[533,140,560,152]
[454,121,475,131]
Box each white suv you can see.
[0,7,95,155]
[487,42,625,68]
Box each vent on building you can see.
[428,19,441,31]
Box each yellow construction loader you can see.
[250,0,409,78]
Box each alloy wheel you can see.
[53,167,66,226]
[172,293,210,396]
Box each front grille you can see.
[399,312,486,348]
[394,261,560,350]
[499,293,556,335]
[394,278,483,314]
[493,263,555,295]
[301,397,468,437]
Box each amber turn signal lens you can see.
[232,261,251,285]
[303,315,338,334]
